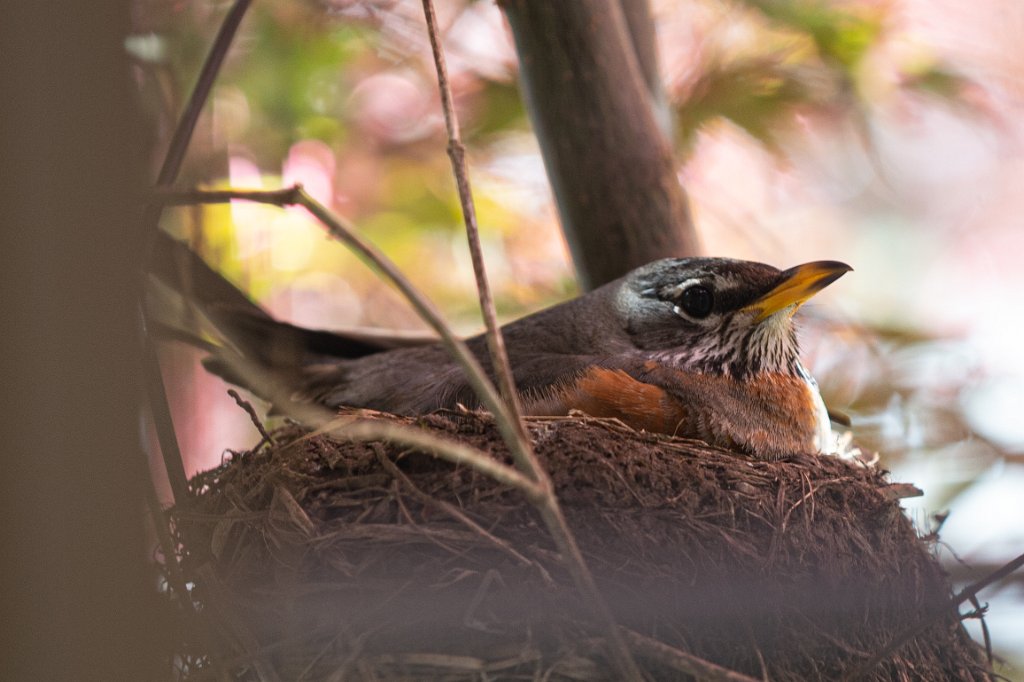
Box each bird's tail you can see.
[199,306,434,387]
[147,231,434,399]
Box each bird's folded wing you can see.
[517,358,685,435]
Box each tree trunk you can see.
[500,0,700,290]
[618,0,672,136]
[0,1,159,678]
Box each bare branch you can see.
[227,389,274,447]
[624,628,761,682]
[322,418,542,502]
[151,186,538,488]
[419,0,527,428]
[844,550,1024,680]
[953,551,1024,606]
[154,0,253,187]
[141,0,256,511]
[153,185,300,207]
[531,498,645,679]
[373,445,553,582]
[140,311,190,504]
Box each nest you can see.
[170,409,989,681]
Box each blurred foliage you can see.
[465,80,528,138]
[674,0,975,153]
[231,19,366,158]
[742,0,882,69]
[677,58,819,152]
[143,0,558,329]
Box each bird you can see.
[200,257,851,460]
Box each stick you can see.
[140,311,190,504]
[157,185,540,478]
[227,389,274,446]
[144,470,193,612]
[206,351,542,508]
[419,0,525,425]
[845,551,1024,680]
[413,17,643,667]
[140,0,255,510]
[624,628,761,682]
[373,444,553,583]
[154,0,253,187]
[154,186,301,207]
[322,419,541,501]
[954,551,1024,605]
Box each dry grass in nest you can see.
[168,409,990,681]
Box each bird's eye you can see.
[680,285,714,318]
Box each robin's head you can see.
[615,258,851,377]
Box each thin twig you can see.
[140,311,190,504]
[623,628,761,682]
[320,418,543,501]
[154,0,253,187]
[227,388,274,446]
[966,594,993,669]
[420,0,525,425]
[205,349,539,503]
[845,551,1024,680]
[144,469,193,612]
[298,187,540,480]
[140,0,254,510]
[533,496,646,679]
[416,15,633,663]
[743,620,770,682]
[153,185,301,207]
[373,444,554,584]
[157,185,539,480]
[954,551,1024,605]
[154,187,524,462]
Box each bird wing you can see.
[512,356,682,435]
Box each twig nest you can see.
[174,410,988,680]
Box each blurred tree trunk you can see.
[619,0,673,136]
[0,1,159,679]
[501,0,700,291]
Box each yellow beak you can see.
[744,260,852,322]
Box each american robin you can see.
[204,257,850,460]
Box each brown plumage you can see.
[540,365,821,459]
[203,257,850,459]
